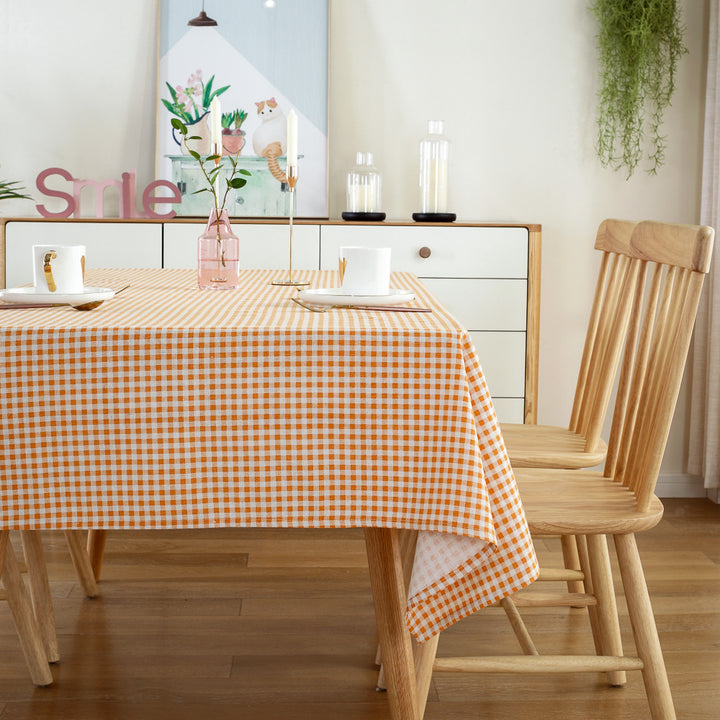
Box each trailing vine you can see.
[591,0,687,177]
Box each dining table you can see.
[0,266,538,719]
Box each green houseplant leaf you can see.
[0,179,32,202]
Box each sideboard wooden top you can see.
[1,217,541,232]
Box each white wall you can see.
[0,0,709,493]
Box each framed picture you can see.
[156,0,329,218]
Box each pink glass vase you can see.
[197,208,240,290]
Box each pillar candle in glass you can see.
[418,120,450,214]
[346,152,381,213]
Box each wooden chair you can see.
[413,220,714,720]
[500,218,638,471]
[503,219,641,599]
[379,219,640,689]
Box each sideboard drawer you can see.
[422,278,527,331]
[3,221,162,288]
[470,331,527,398]
[163,223,320,270]
[320,225,528,278]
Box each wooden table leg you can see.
[364,528,420,720]
[86,529,107,581]
[19,530,60,663]
[64,530,99,597]
[376,529,420,691]
[0,532,53,686]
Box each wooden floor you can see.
[0,497,718,719]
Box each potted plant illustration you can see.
[163,71,229,156]
[221,109,248,156]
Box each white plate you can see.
[297,287,415,307]
[0,286,116,306]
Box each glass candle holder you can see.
[346,152,382,214]
[418,120,450,214]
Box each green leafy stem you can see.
[171,118,251,265]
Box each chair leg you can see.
[86,529,107,581]
[614,533,676,720]
[19,531,60,663]
[586,534,626,687]
[576,535,603,655]
[500,596,539,655]
[560,535,585,595]
[376,652,386,691]
[414,633,439,719]
[0,532,53,686]
[399,529,419,587]
[64,531,99,598]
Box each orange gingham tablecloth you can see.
[0,268,538,640]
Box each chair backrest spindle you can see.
[583,255,640,453]
[601,222,714,512]
[635,270,707,510]
[568,252,612,432]
[604,261,652,479]
[574,253,626,436]
[568,220,638,450]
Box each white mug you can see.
[33,244,86,293]
[338,246,391,295]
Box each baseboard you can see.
[656,473,707,498]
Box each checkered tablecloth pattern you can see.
[0,268,537,640]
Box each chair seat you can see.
[515,468,665,535]
[501,422,608,469]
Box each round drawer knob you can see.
[418,246,432,259]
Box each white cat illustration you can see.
[252,97,292,184]
[252,98,286,157]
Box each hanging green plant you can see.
[591,0,687,178]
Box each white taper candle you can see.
[210,97,222,155]
[286,109,298,166]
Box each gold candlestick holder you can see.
[272,165,309,287]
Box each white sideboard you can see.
[163,222,321,271]
[3,221,163,285]
[1,218,540,423]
